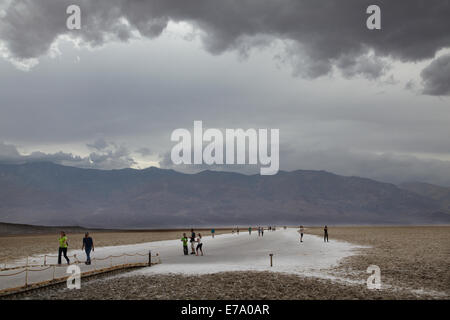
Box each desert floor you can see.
[305,226,450,296]
[1,226,449,300]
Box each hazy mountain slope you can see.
[0,162,448,228]
[399,182,450,213]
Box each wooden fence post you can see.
[148,250,152,266]
[269,253,273,267]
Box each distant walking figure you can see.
[261,227,264,237]
[258,227,261,237]
[211,228,215,238]
[196,233,203,256]
[181,233,189,255]
[299,225,304,242]
[82,232,94,265]
[324,225,329,242]
[58,231,70,265]
[248,227,252,235]
[190,229,196,254]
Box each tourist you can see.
[181,233,189,255]
[261,227,264,237]
[324,225,329,242]
[211,228,215,238]
[190,229,196,254]
[81,232,94,265]
[58,231,70,265]
[299,225,304,242]
[196,233,203,256]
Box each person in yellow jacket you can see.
[58,231,70,265]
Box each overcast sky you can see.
[1,0,450,186]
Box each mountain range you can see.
[0,162,449,228]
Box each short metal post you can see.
[269,253,273,267]
[25,268,28,287]
[148,250,152,266]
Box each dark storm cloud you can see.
[1,0,450,78]
[421,53,450,96]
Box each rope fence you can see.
[0,250,161,296]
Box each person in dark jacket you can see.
[190,229,196,255]
[82,232,94,265]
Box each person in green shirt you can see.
[181,233,188,255]
[58,231,70,265]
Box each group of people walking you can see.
[181,229,203,256]
[57,231,95,265]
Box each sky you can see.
[0,0,450,186]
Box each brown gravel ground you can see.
[4,271,427,300]
[0,229,232,263]
[304,226,450,296]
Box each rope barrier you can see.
[0,251,161,297]
[0,251,159,271]
[0,269,27,277]
[27,266,53,272]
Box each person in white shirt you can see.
[196,233,204,256]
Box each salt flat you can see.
[125,228,365,278]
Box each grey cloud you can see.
[279,146,450,187]
[337,54,389,79]
[1,0,450,79]
[0,141,136,170]
[159,143,450,187]
[86,138,109,151]
[421,53,450,96]
[135,147,153,157]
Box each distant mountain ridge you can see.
[0,162,448,228]
[398,182,450,213]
